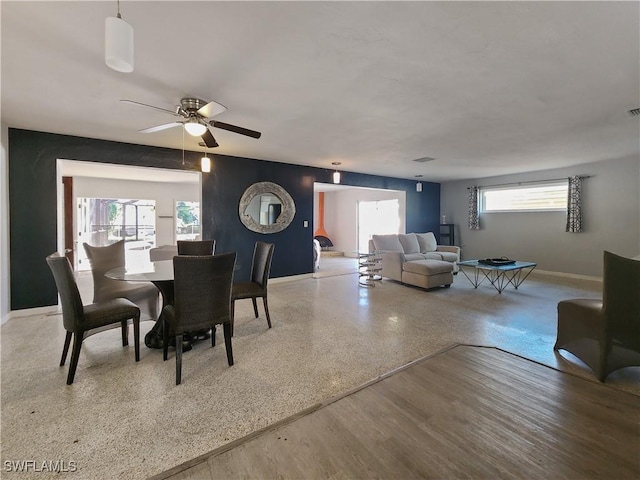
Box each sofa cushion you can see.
[416,232,437,253]
[398,233,420,254]
[436,251,459,262]
[372,234,404,252]
[404,253,426,261]
[424,252,444,261]
[403,259,453,276]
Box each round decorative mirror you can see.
[239,181,296,234]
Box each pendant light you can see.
[105,0,134,73]
[332,162,341,184]
[201,151,211,173]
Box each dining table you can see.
[106,258,241,349]
[106,260,177,349]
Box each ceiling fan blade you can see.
[209,120,262,139]
[201,128,219,148]
[120,99,181,117]
[139,122,183,133]
[196,100,227,119]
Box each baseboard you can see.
[531,269,602,282]
[6,304,60,321]
[270,273,313,284]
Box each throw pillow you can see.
[398,233,420,254]
[416,232,437,253]
[371,234,404,252]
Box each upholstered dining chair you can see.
[161,252,236,385]
[176,239,215,255]
[554,250,640,382]
[46,253,141,385]
[231,241,275,336]
[83,240,159,321]
[149,245,178,261]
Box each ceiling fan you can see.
[121,97,261,148]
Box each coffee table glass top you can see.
[457,259,537,271]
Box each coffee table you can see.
[457,259,537,293]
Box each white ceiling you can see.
[2,1,639,183]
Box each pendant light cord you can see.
[116,0,122,19]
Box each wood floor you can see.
[154,345,640,479]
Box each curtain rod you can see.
[467,175,591,190]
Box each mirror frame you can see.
[239,181,296,234]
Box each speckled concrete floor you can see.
[1,272,638,479]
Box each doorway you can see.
[312,183,405,278]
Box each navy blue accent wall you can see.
[8,128,440,310]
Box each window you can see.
[480,182,568,213]
[357,199,400,252]
[76,197,156,270]
[176,201,200,240]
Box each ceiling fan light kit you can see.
[184,119,207,137]
[105,1,133,73]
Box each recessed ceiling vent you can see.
[412,156,436,163]
[628,107,640,117]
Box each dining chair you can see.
[231,241,275,335]
[46,253,141,385]
[554,250,640,381]
[83,240,159,321]
[161,252,236,385]
[177,240,215,255]
[149,245,178,261]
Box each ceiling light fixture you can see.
[184,118,207,137]
[332,162,342,184]
[105,0,134,73]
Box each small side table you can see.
[354,251,382,287]
[439,224,455,246]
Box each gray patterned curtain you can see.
[468,186,480,230]
[566,176,583,233]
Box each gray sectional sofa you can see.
[369,232,461,290]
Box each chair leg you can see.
[60,331,72,366]
[162,315,169,362]
[175,333,183,385]
[133,313,140,362]
[223,322,234,366]
[252,298,259,318]
[121,320,129,347]
[67,333,83,385]
[211,324,217,347]
[230,301,235,337]
[263,296,272,329]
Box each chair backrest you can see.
[149,245,178,261]
[83,240,126,303]
[177,240,215,256]
[250,241,275,289]
[46,254,84,332]
[603,250,640,350]
[173,252,236,334]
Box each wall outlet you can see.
[303,220,309,227]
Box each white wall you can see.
[70,176,200,252]
[316,187,406,256]
[441,156,640,277]
[1,124,9,324]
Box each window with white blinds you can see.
[480,182,568,213]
